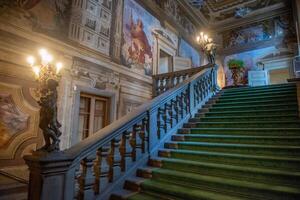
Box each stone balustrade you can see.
[152,64,214,97]
[24,64,218,200]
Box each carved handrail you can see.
[24,64,218,200]
[152,63,214,97]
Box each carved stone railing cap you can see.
[152,63,214,79]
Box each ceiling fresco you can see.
[188,0,286,24]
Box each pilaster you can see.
[110,0,124,64]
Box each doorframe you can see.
[152,29,177,75]
[71,85,117,145]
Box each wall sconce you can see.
[196,32,217,64]
[27,49,63,152]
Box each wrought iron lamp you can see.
[196,32,216,64]
[27,49,63,152]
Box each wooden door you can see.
[79,93,110,140]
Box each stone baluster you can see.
[74,165,81,198]
[179,75,183,83]
[208,75,211,93]
[162,107,168,132]
[202,77,206,97]
[173,76,176,87]
[174,76,179,87]
[168,75,174,90]
[198,81,202,102]
[207,76,211,93]
[78,154,97,200]
[95,145,110,194]
[177,95,184,119]
[163,77,168,91]
[181,74,185,81]
[194,83,199,105]
[198,79,202,101]
[180,93,186,115]
[200,78,205,101]
[158,78,165,95]
[165,103,173,128]
[157,108,162,139]
[164,78,168,92]
[157,107,167,138]
[171,99,178,123]
[120,130,133,171]
[109,137,122,182]
[133,124,143,161]
[184,90,190,113]
[198,81,201,103]
[205,76,209,96]
[153,79,159,97]
[142,117,149,153]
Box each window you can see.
[79,93,110,140]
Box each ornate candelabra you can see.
[27,49,63,152]
[196,32,217,64]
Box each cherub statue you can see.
[38,79,62,152]
[205,42,217,64]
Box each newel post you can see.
[24,152,75,200]
[213,64,219,91]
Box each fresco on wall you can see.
[0,93,29,147]
[29,0,71,38]
[224,23,272,48]
[179,39,201,67]
[224,46,276,86]
[0,0,71,39]
[122,0,161,76]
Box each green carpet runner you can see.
[114,84,300,200]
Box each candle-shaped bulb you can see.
[204,35,208,41]
[44,54,53,63]
[39,49,47,57]
[27,56,35,66]
[200,32,203,36]
[32,66,40,78]
[56,62,63,74]
[196,36,200,42]
[39,49,48,64]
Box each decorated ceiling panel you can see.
[188,0,286,23]
[221,13,295,49]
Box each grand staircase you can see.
[112,83,300,200]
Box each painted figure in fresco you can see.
[127,11,152,64]
[0,94,29,147]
